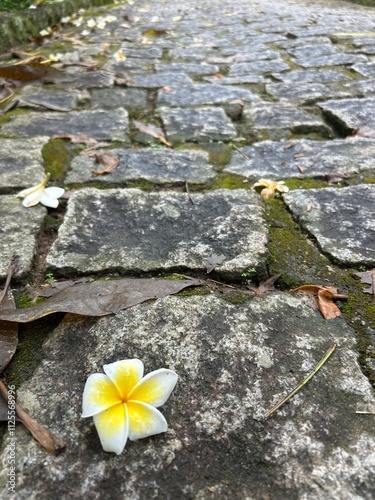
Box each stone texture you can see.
[265,82,350,104]
[243,103,332,140]
[160,107,237,143]
[90,88,148,111]
[155,63,220,76]
[0,196,46,280]
[283,185,375,265]
[292,53,368,68]
[225,138,375,179]
[271,69,350,83]
[352,62,375,78]
[66,149,216,184]
[229,59,290,76]
[319,98,375,131]
[16,86,80,111]
[343,78,375,96]
[46,188,268,277]
[0,137,49,191]
[0,109,129,142]
[128,73,193,89]
[1,293,374,499]
[156,84,256,108]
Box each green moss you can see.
[210,172,248,190]
[220,291,253,305]
[285,178,327,190]
[265,198,336,289]
[42,139,71,182]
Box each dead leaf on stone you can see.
[246,274,281,299]
[347,126,375,139]
[162,86,173,92]
[0,84,14,105]
[0,63,64,82]
[0,256,19,373]
[133,120,172,147]
[213,73,224,79]
[0,279,201,323]
[204,253,226,274]
[355,270,375,295]
[91,152,119,175]
[52,133,98,145]
[283,142,296,150]
[290,285,348,319]
[326,173,347,185]
[115,76,135,86]
[38,277,90,298]
[0,381,66,455]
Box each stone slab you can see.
[283,185,375,265]
[292,53,367,68]
[0,196,46,280]
[61,69,115,88]
[157,84,256,107]
[225,138,375,179]
[0,137,49,191]
[243,103,331,140]
[155,63,220,76]
[0,109,129,141]
[202,74,267,84]
[46,188,268,277]
[343,79,375,96]
[229,59,290,76]
[66,149,216,184]
[287,43,340,59]
[265,82,350,104]
[271,69,350,83]
[16,85,80,111]
[90,88,148,111]
[159,107,237,143]
[1,292,374,498]
[318,98,375,131]
[128,73,193,89]
[352,62,375,78]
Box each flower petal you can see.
[82,373,121,417]
[103,359,144,400]
[127,401,167,441]
[276,184,289,193]
[16,185,39,199]
[39,189,61,208]
[128,368,178,407]
[45,186,65,199]
[93,403,128,454]
[22,187,44,207]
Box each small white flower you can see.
[78,8,85,14]
[87,18,96,28]
[61,16,71,24]
[72,18,83,27]
[96,19,107,30]
[105,15,117,22]
[39,27,52,37]
[113,49,126,61]
[81,30,90,36]
[16,173,65,208]
[82,359,178,455]
[252,178,289,200]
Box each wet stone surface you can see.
[283,185,375,265]
[0,109,129,141]
[224,138,375,180]
[66,149,216,184]
[0,137,49,191]
[1,293,374,499]
[0,196,45,280]
[46,188,268,278]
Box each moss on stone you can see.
[42,139,71,183]
[210,172,249,190]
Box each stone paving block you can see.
[318,98,375,131]
[243,103,331,140]
[66,149,216,184]
[351,62,375,78]
[157,83,256,107]
[287,43,339,59]
[46,188,268,277]
[0,196,46,280]
[16,85,80,111]
[292,53,367,68]
[2,292,374,498]
[283,185,375,265]
[62,69,115,88]
[155,63,220,76]
[343,79,375,96]
[90,88,148,111]
[224,138,375,179]
[0,137,49,191]
[169,47,209,61]
[229,59,290,76]
[203,74,267,84]
[159,107,237,143]
[0,109,129,141]
[271,69,350,83]
[128,73,193,89]
[219,49,280,61]
[265,82,350,104]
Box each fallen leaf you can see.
[115,76,135,86]
[52,133,99,145]
[91,152,119,175]
[246,274,281,298]
[162,86,173,92]
[0,256,19,373]
[326,173,347,185]
[204,253,226,274]
[0,63,64,82]
[283,142,296,150]
[0,84,14,105]
[347,126,375,139]
[290,285,348,319]
[38,277,90,297]
[293,153,304,159]
[213,73,224,79]
[0,381,66,455]
[297,164,305,173]
[0,278,201,323]
[355,270,375,295]
[133,120,172,147]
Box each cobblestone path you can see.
[0,0,375,498]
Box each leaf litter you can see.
[290,284,348,319]
[355,269,375,295]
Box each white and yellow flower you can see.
[16,173,65,208]
[82,359,178,455]
[252,178,289,200]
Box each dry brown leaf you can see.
[213,73,224,79]
[133,120,172,147]
[290,284,348,319]
[355,270,375,295]
[0,256,19,373]
[0,381,66,455]
[0,278,201,323]
[247,274,281,299]
[91,152,119,175]
[204,253,226,274]
[0,63,64,82]
[283,142,296,150]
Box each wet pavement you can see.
[0,0,375,498]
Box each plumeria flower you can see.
[252,178,289,200]
[87,18,97,28]
[105,15,117,22]
[82,359,178,455]
[113,49,126,61]
[39,27,52,37]
[16,173,65,208]
[96,19,107,30]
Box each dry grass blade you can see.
[133,120,172,147]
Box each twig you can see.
[0,380,66,455]
[185,180,194,205]
[0,255,19,306]
[356,410,375,414]
[264,342,336,419]
[232,144,251,160]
